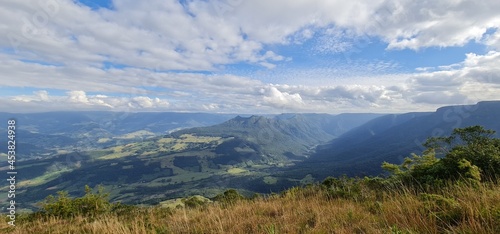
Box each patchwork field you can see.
[0,132,296,210]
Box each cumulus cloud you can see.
[34,90,49,101]
[409,71,464,92]
[266,83,401,111]
[67,90,89,103]
[462,51,500,84]
[483,29,500,50]
[130,96,170,109]
[409,50,500,105]
[4,90,171,112]
[371,0,500,50]
[261,86,304,109]
[13,90,51,102]
[412,92,468,105]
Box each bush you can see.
[182,196,209,208]
[213,189,245,205]
[321,176,362,200]
[38,185,112,218]
[382,126,500,188]
[110,202,137,216]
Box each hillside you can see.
[294,101,500,179]
[173,113,382,160]
[5,124,500,233]
[3,176,499,233]
[0,112,235,159]
[2,104,500,233]
[1,113,380,209]
[2,102,500,211]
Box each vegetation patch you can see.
[115,130,155,139]
[97,138,110,143]
[263,176,278,184]
[227,168,247,174]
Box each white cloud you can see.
[371,0,500,50]
[34,90,49,101]
[313,28,357,54]
[412,92,467,105]
[1,48,499,114]
[130,96,170,109]
[1,0,499,72]
[259,62,276,69]
[4,90,171,112]
[67,90,89,103]
[13,90,51,102]
[261,86,304,109]
[408,50,500,105]
[202,103,219,111]
[0,0,499,113]
[483,29,500,49]
[131,96,153,108]
[0,0,272,70]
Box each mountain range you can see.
[1,101,499,210]
[0,111,235,159]
[291,101,500,179]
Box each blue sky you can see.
[77,0,114,10]
[1,0,499,113]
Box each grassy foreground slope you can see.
[2,180,499,233]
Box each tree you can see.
[383,126,500,186]
[425,126,500,181]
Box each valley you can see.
[1,101,499,211]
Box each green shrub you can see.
[251,193,262,200]
[281,186,302,199]
[382,126,500,188]
[321,176,362,200]
[425,126,500,181]
[182,196,209,208]
[110,202,137,216]
[214,189,245,205]
[38,185,112,218]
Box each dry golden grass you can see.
[2,182,499,234]
[380,182,500,234]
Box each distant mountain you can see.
[0,111,236,135]
[0,111,235,159]
[293,101,500,179]
[6,102,500,209]
[11,100,500,209]
[173,113,383,162]
[315,112,431,151]
[274,113,384,137]
[4,112,380,208]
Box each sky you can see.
[1,0,499,114]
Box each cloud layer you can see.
[1,0,499,113]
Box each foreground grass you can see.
[2,181,499,234]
